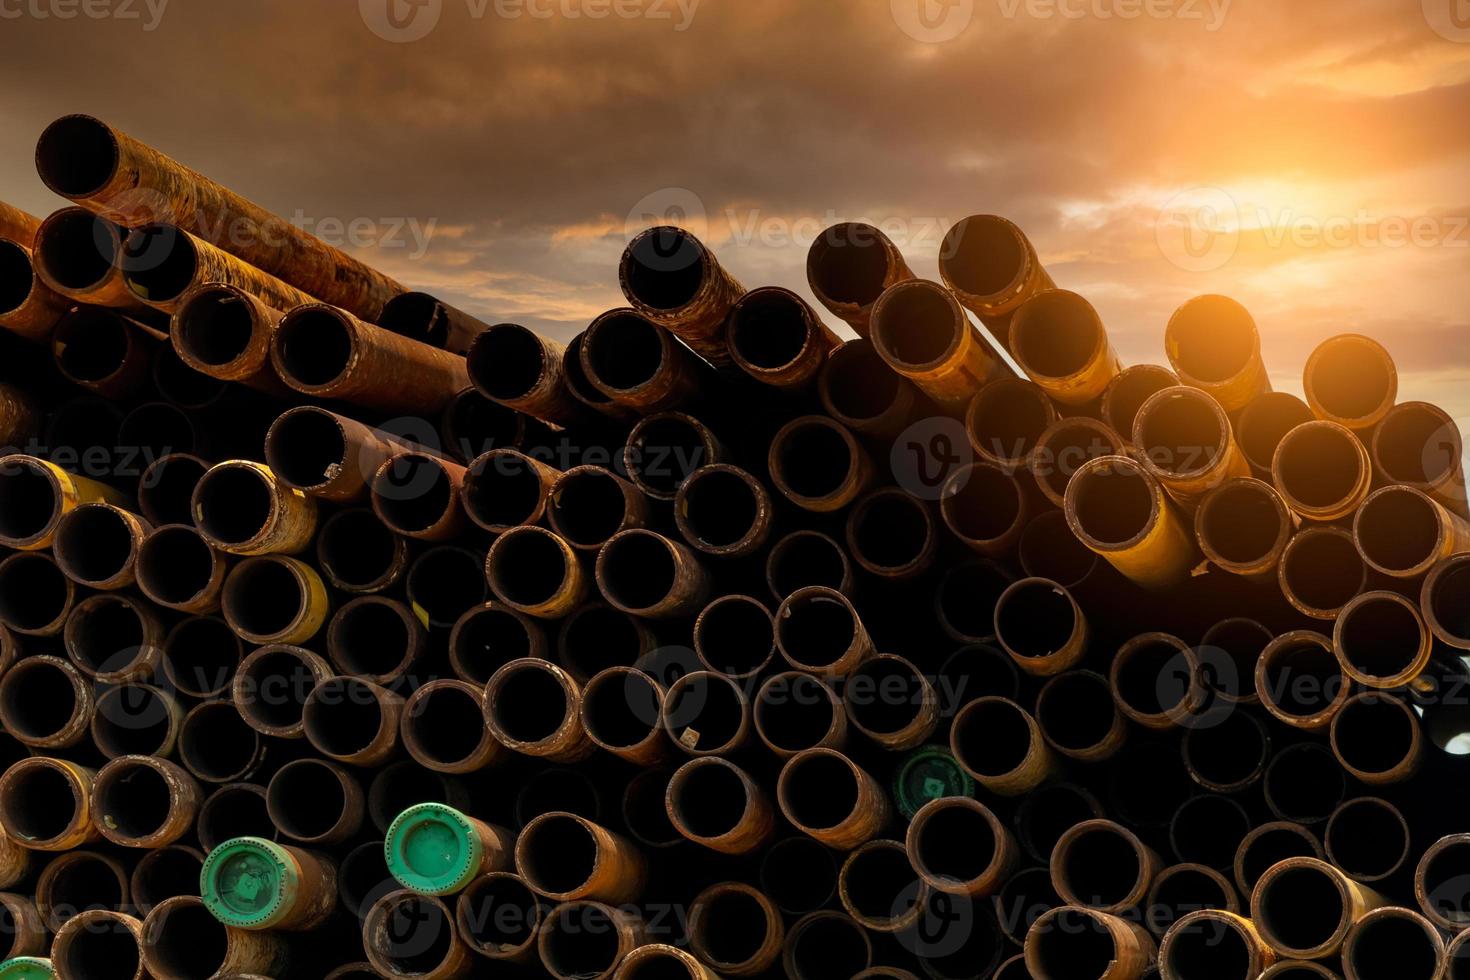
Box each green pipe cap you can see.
[200,836,300,929]
[0,958,57,980]
[385,802,482,896]
[893,745,974,820]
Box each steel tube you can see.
[63,593,163,684]
[549,465,650,552]
[303,676,404,767]
[579,667,670,765]
[451,601,550,685]
[1101,364,1179,447]
[693,594,775,679]
[994,577,1089,676]
[379,291,490,355]
[727,286,838,388]
[0,552,75,637]
[0,757,98,851]
[842,653,937,751]
[661,670,752,757]
[870,278,1008,408]
[845,488,937,580]
[0,453,127,551]
[402,679,505,773]
[766,529,853,601]
[0,238,71,341]
[1238,391,1317,479]
[455,871,542,962]
[34,850,129,930]
[0,893,45,961]
[1144,863,1240,938]
[934,560,1013,644]
[1415,834,1470,932]
[89,755,200,848]
[938,214,1054,350]
[1271,420,1372,523]
[1279,526,1366,620]
[266,406,421,504]
[1333,590,1433,689]
[50,502,149,593]
[137,452,208,527]
[316,508,412,596]
[483,659,591,762]
[563,331,638,420]
[1302,334,1397,433]
[486,526,588,619]
[778,748,889,850]
[1354,484,1470,580]
[130,845,204,915]
[623,411,724,500]
[51,307,154,397]
[1371,400,1468,516]
[620,225,743,366]
[1263,743,1347,827]
[516,812,646,904]
[32,208,160,325]
[1250,858,1386,960]
[1341,907,1443,980]
[370,450,467,541]
[1233,822,1324,899]
[783,911,874,980]
[0,202,38,246]
[818,339,927,441]
[759,837,838,917]
[179,702,266,787]
[327,595,426,686]
[1159,909,1274,980]
[1329,691,1423,785]
[91,683,183,760]
[1010,289,1121,406]
[193,460,318,556]
[363,890,472,980]
[1164,295,1270,412]
[1180,710,1270,793]
[1110,632,1203,730]
[468,322,588,424]
[768,414,875,513]
[221,555,330,645]
[537,900,645,980]
[950,696,1053,795]
[1025,906,1157,980]
[687,882,783,976]
[1035,670,1127,762]
[141,895,289,980]
[666,757,775,855]
[1256,631,1349,731]
[806,221,913,337]
[119,222,313,314]
[1134,385,1251,508]
[595,528,709,619]
[1066,454,1200,589]
[837,839,928,934]
[0,654,93,750]
[1195,477,1295,579]
[940,460,1032,557]
[753,671,847,757]
[51,909,146,980]
[439,385,541,462]
[904,796,1015,896]
[674,463,772,558]
[1050,818,1161,914]
[232,644,332,739]
[1323,797,1411,886]
[160,617,240,699]
[266,758,363,847]
[462,447,560,533]
[775,585,873,677]
[966,377,1060,470]
[581,308,712,413]
[1424,553,1470,651]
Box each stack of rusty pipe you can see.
[0,114,1467,980]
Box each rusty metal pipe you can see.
[783,911,874,980]
[0,893,45,961]
[316,507,410,596]
[966,377,1060,470]
[759,836,838,917]
[455,871,543,962]
[1256,631,1349,732]
[53,501,149,592]
[939,461,1031,557]
[1110,632,1203,730]
[232,644,332,739]
[37,114,404,320]
[766,529,853,603]
[483,659,591,762]
[581,308,713,413]
[550,465,649,552]
[1415,835,1470,932]
[407,545,490,629]
[402,679,505,773]
[951,697,1052,795]
[674,463,772,558]
[119,221,312,316]
[63,593,163,684]
[177,702,266,785]
[666,757,775,855]
[168,282,285,393]
[516,812,646,904]
[89,755,199,848]
[1066,454,1200,589]
[137,452,207,527]
[1050,818,1161,913]
[775,585,872,677]
[370,451,467,541]
[769,414,874,513]
[266,406,420,504]
[327,596,425,686]
[1323,797,1411,886]
[0,238,71,341]
[688,882,783,976]
[0,552,74,637]
[1032,417,1126,508]
[35,850,128,930]
[1237,391,1317,479]
[595,528,709,619]
[32,208,161,325]
[486,525,587,619]
[303,676,404,767]
[0,655,93,750]
[1196,477,1295,579]
[468,322,588,425]
[1263,743,1347,827]
[806,221,913,337]
[1233,822,1324,899]
[1278,526,1366,620]
[51,307,154,397]
[221,555,329,645]
[1272,420,1372,523]
[562,331,638,421]
[842,653,937,751]
[272,303,469,415]
[623,411,724,500]
[1134,385,1250,508]
[754,671,847,758]
[691,594,774,679]
[1159,909,1274,980]
[818,338,927,441]
[379,291,489,355]
[1101,365,1180,447]
[1329,691,1423,785]
[0,757,98,851]
[51,909,146,980]
[905,796,1016,896]
[1355,484,1470,580]
[726,286,838,388]
[935,560,1013,644]
[1425,553,1470,651]
[362,889,472,980]
[1035,670,1126,762]
[620,225,743,366]
[777,748,889,850]
[1010,289,1121,406]
[579,667,670,765]
[1164,295,1270,412]
[1250,857,1386,961]
[1180,709,1270,793]
[994,577,1089,676]
[439,384,539,461]
[616,944,720,980]
[193,460,318,556]
[1303,334,1398,433]
[196,784,275,853]
[135,525,227,615]
[462,447,559,533]
[1144,863,1240,938]
[0,202,38,246]
[661,670,752,757]
[449,601,549,685]
[142,895,289,980]
[1024,905,1156,980]
[266,758,363,847]
[1372,400,1468,516]
[1341,907,1443,980]
[0,453,127,551]
[938,214,1054,350]
[1333,591,1433,690]
[870,278,1008,408]
[537,900,645,980]
[845,488,937,580]
[91,683,183,760]
[130,845,204,915]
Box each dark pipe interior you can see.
[1265,745,1345,823]
[1339,596,1422,681]
[1071,463,1153,545]
[788,914,870,980]
[68,597,147,676]
[823,342,901,422]
[1184,711,1267,788]
[778,592,856,670]
[332,600,414,678]
[1201,482,1283,563]
[54,308,134,382]
[541,902,622,978]
[759,836,836,915]
[0,764,78,841]
[197,784,274,851]
[996,582,1075,660]
[844,844,920,924]
[942,465,1021,542]
[1036,422,1118,500]
[622,770,681,848]
[222,556,308,637]
[1199,619,1271,701]
[338,840,393,919]
[1358,488,1441,572]
[585,312,664,391]
[1258,865,1344,953]
[1016,783,1101,860]
[1238,392,1315,470]
[0,659,79,742]
[846,657,925,736]
[936,562,1010,642]
[1327,800,1407,880]
[694,888,770,966]
[628,415,708,495]
[1260,640,1342,720]
[1163,916,1251,980]
[1059,825,1143,907]
[696,597,772,676]
[274,308,353,386]
[769,532,848,600]
[1014,291,1100,378]
[558,604,642,680]
[405,545,485,627]
[783,753,858,831]
[268,761,348,839]
[941,216,1024,297]
[599,532,675,611]
[0,460,57,542]
[682,468,760,549]
[37,209,117,289]
[1237,825,1318,894]
[465,452,546,529]
[1169,296,1255,383]
[1310,341,1393,420]
[1431,560,1470,643]
[775,421,854,500]
[808,225,890,306]
[1282,530,1364,613]
[266,409,345,490]
[996,866,1061,940]
[132,846,205,912]
[1422,841,1470,925]
[139,454,208,527]
[1104,367,1178,439]
[970,382,1053,462]
[491,666,569,744]
[1030,908,1116,980]
[490,531,569,606]
[195,465,271,546]
[175,286,256,365]
[373,454,453,534]
[146,901,230,979]
[407,684,486,764]
[953,699,1030,777]
[552,469,631,546]
[121,225,196,302]
[664,675,743,752]
[515,768,601,828]
[1137,391,1224,474]
[1277,425,1362,508]
[1116,639,1189,717]
[851,493,928,570]
[1349,914,1439,980]
[563,334,615,406]
[1036,672,1117,753]
[94,762,172,839]
[441,388,523,461]
[376,897,454,975]
[92,685,173,757]
[36,116,119,196]
[1149,868,1231,936]
[151,346,225,408]
[140,526,217,605]
[1170,795,1250,869]
[624,228,704,311]
[469,325,549,401]
[583,671,661,749]
[179,702,259,781]
[238,649,315,730]
[459,874,537,952]
[1334,696,1415,777]
[0,241,31,313]
[914,804,998,884]
[732,290,810,368]
[520,815,597,894]
[671,762,748,839]
[368,763,459,835]
[756,674,838,752]
[117,402,199,461]
[305,677,385,757]
[1377,405,1457,484]
[454,605,539,684]
[875,284,957,366]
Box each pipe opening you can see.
[552,468,633,546]
[117,403,198,461]
[465,452,547,529]
[1349,913,1438,980]
[1035,421,1119,501]
[265,408,345,490]
[1183,711,1265,789]
[627,415,709,496]
[1164,916,1250,980]
[338,841,391,919]
[54,308,134,383]
[274,308,353,386]
[0,459,57,543]
[783,753,858,830]
[441,388,523,461]
[1430,560,1470,644]
[453,605,537,684]
[696,597,772,676]
[1339,596,1422,681]
[582,670,661,750]
[318,509,403,592]
[623,770,680,848]
[373,454,453,534]
[374,896,454,975]
[969,381,1053,463]
[459,874,537,953]
[1309,340,1393,420]
[774,421,855,500]
[269,761,347,839]
[369,763,457,835]
[935,564,1009,644]
[152,346,225,408]
[809,227,890,306]
[121,225,196,302]
[671,761,749,838]
[1422,841,1470,926]
[1259,865,1344,953]
[331,600,413,678]
[491,665,569,744]
[132,846,204,913]
[941,216,1024,297]
[1030,908,1116,978]
[174,286,255,366]
[1326,799,1407,880]
[788,915,870,980]
[146,901,229,978]
[665,674,744,752]
[1357,488,1440,573]
[1070,461,1153,545]
[1171,796,1249,869]
[694,888,770,966]
[491,531,570,607]
[1377,404,1459,484]
[139,454,207,527]
[179,703,259,781]
[680,468,759,549]
[845,844,922,924]
[0,553,69,631]
[769,531,848,599]
[94,761,172,840]
[194,465,272,547]
[952,699,1030,777]
[1333,695,1414,777]
[1199,620,1270,701]
[557,604,640,681]
[0,241,33,313]
[1016,784,1100,860]
[379,292,446,346]
[1276,424,1363,509]
[1138,391,1226,475]
[520,815,597,894]
[823,342,901,422]
[45,859,127,931]
[470,324,548,401]
[778,592,856,671]
[940,645,1020,712]
[846,657,925,736]
[406,546,485,626]
[850,492,928,570]
[1115,638,1189,718]
[1104,366,1178,439]
[996,868,1061,943]
[942,464,1021,542]
[564,333,615,406]
[586,312,664,391]
[874,283,958,366]
[760,837,836,914]
[134,529,212,610]
[1037,672,1116,753]
[1201,483,1283,565]
[1260,639,1342,720]
[406,683,486,765]
[305,677,386,757]
[1059,825,1145,907]
[1014,291,1101,378]
[36,116,118,196]
[1151,869,1231,936]
[913,803,997,884]
[1238,392,1315,471]
[625,228,704,311]
[198,781,273,852]
[1265,746,1344,824]
[238,648,318,732]
[0,763,78,841]
[0,658,78,742]
[1168,296,1255,383]
[67,596,149,677]
[756,674,838,753]
[93,684,174,757]
[1281,530,1363,614]
[1237,825,1318,895]
[996,582,1075,660]
[599,532,674,612]
[731,290,810,368]
[541,903,623,978]
[37,209,117,289]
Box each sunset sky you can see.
[2,0,1468,429]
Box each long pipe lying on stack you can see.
[0,113,1467,980]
